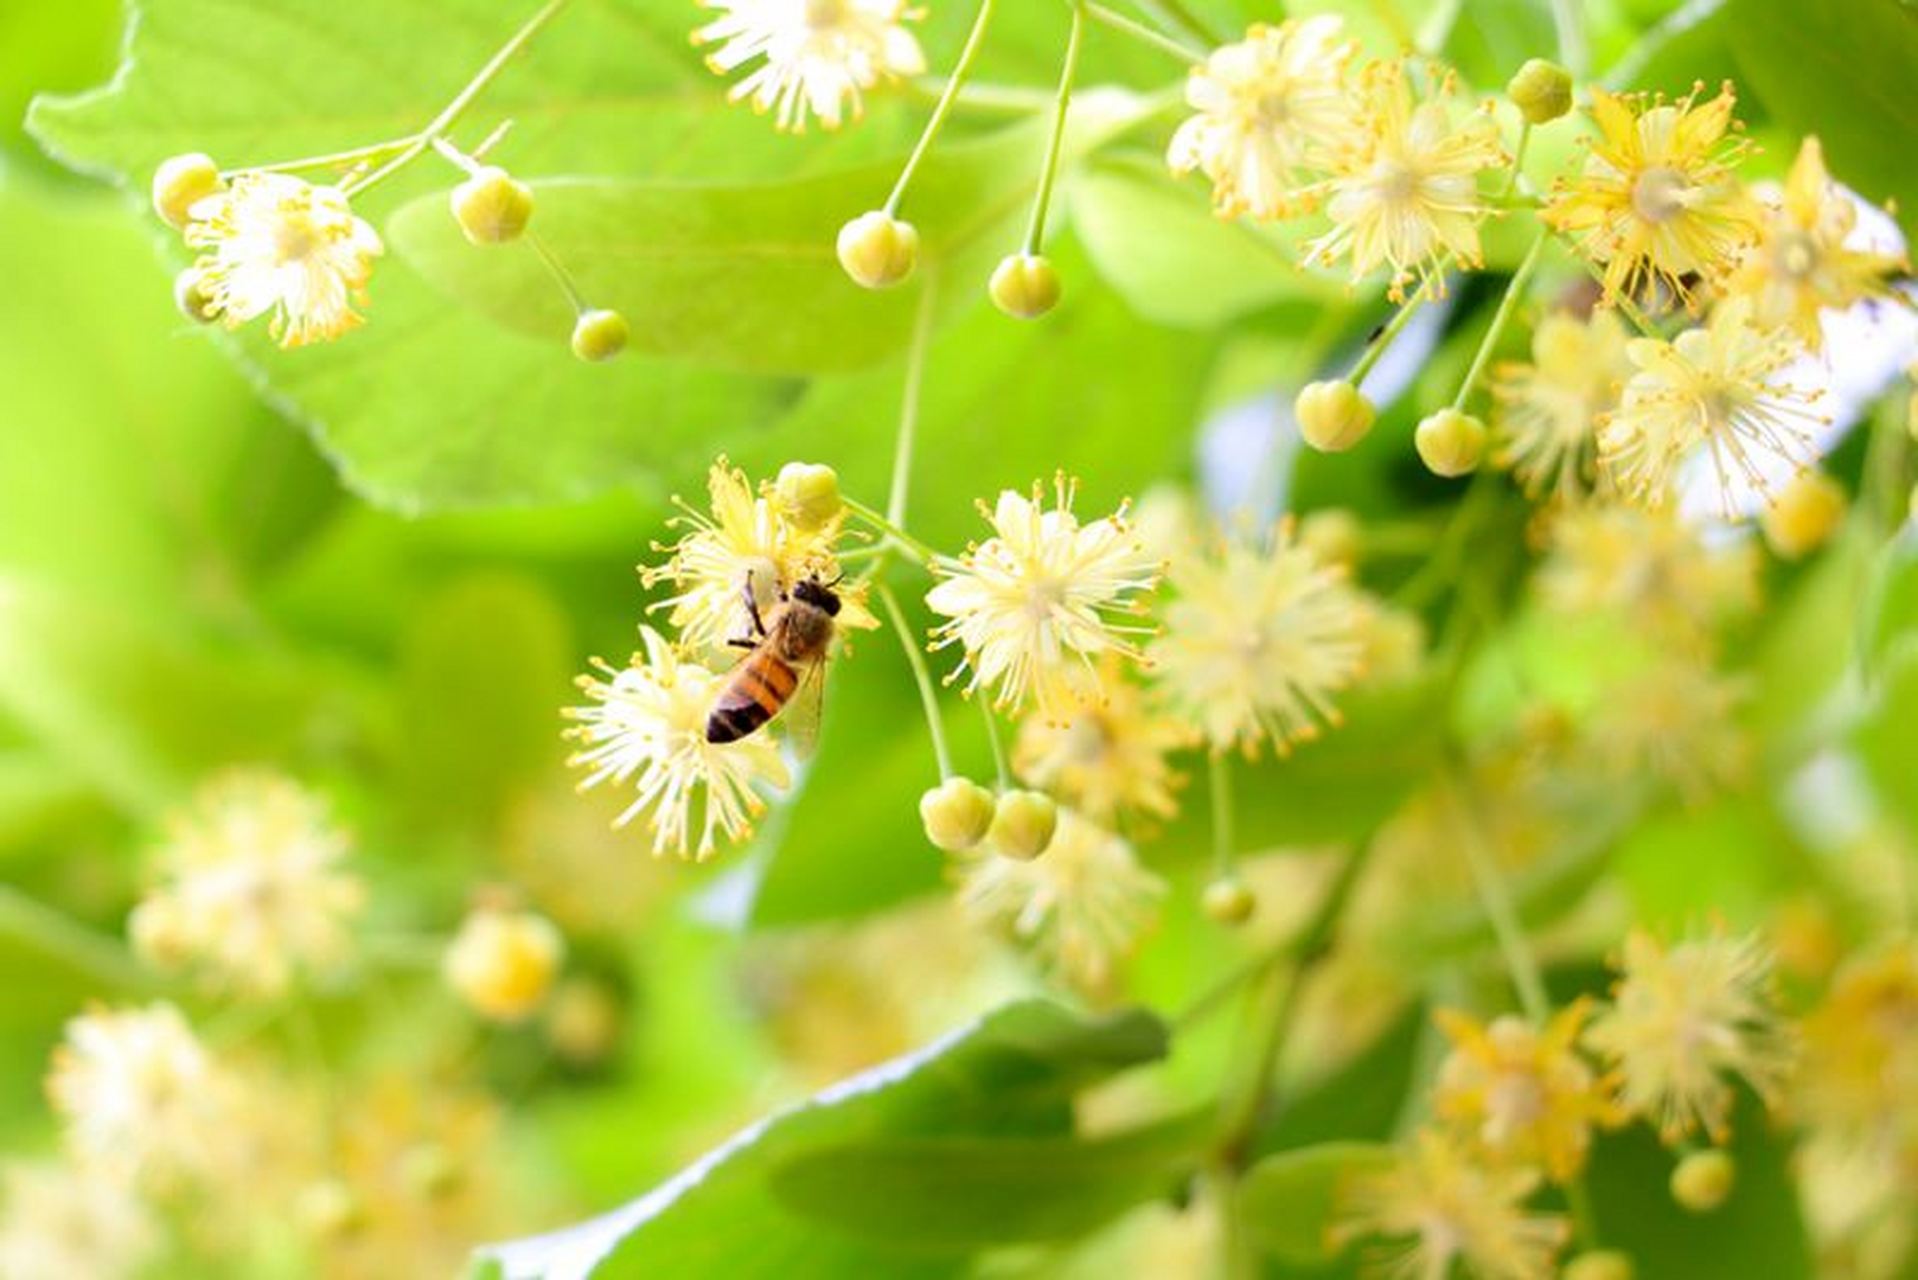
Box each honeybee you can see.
[706,575,841,747]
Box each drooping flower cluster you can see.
[129,769,366,995]
[180,171,385,348]
[926,476,1160,719]
[694,0,927,133]
[1584,929,1793,1143]
[1542,84,1761,313]
[1149,522,1368,756]
[1168,19,1508,300]
[569,459,867,859]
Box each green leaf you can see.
[767,1113,1210,1251]
[1236,1142,1394,1266]
[1727,0,1918,237]
[20,0,941,513]
[1069,155,1339,330]
[478,1002,1170,1279]
[389,94,1150,376]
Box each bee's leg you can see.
[726,637,757,650]
[740,578,768,638]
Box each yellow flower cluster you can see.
[568,458,868,860]
[1169,20,1507,300]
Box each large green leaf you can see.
[767,1113,1209,1250]
[477,1001,1169,1279]
[1727,0,1918,237]
[389,93,1149,376]
[1070,155,1340,330]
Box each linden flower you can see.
[1536,503,1759,649]
[129,769,365,996]
[1727,136,1907,351]
[0,1162,157,1280]
[183,171,382,348]
[567,626,791,858]
[319,1078,503,1280]
[926,477,1160,719]
[1490,310,1633,502]
[1335,1129,1569,1280]
[1433,1002,1617,1181]
[1597,297,1823,511]
[693,0,925,133]
[951,808,1165,994]
[1583,929,1792,1143]
[47,1003,241,1188]
[1012,662,1185,822]
[1798,944,1918,1166]
[1149,526,1366,756]
[1165,16,1359,220]
[1542,84,1761,311]
[1580,657,1750,802]
[1305,60,1507,301]
[647,458,873,658]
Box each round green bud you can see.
[837,210,919,290]
[989,790,1059,861]
[1760,470,1847,560]
[1203,876,1257,926]
[775,461,843,532]
[1295,380,1377,453]
[173,267,219,324]
[1507,58,1574,125]
[1671,1149,1736,1213]
[152,152,222,229]
[1298,508,1363,567]
[571,308,629,363]
[450,165,535,244]
[1415,408,1488,478]
[1563,1250,1636,1280]
[989,253,1062,320]
[919,777,997,852]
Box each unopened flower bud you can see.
[1298,508,1362,567]
[1670,1149,1736,1213]
[1507,58,1574,125]
[989,789,1058,861]
[173,267,219,324]
[1760,470,1846,559]
[1295,380,1376,452]
[443,907,565,1022]
[775,462,842,531]
[989,253,1062,319]
[919,777,996,851]
[152,152,222,229]
[571,308,628,362]
[450,166,535,244]
[1415,408,1487,477]
[1203,876,1256,925]
[1564,1250,1636,1280]
[837,210,918,290]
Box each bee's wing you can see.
[782,656,829,760]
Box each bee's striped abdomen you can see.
[706,653,799,744]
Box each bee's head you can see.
[792,575,842,616]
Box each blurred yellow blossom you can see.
[130,769,364,996]
[693,0,924,133]
[1491,310,1633,502]
[1433,1001,1618,1181]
